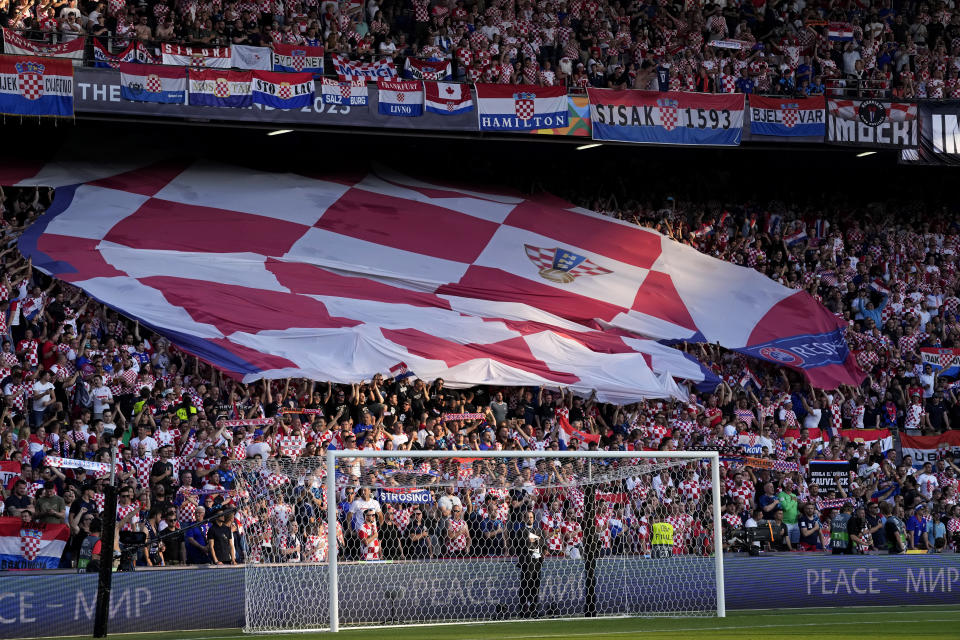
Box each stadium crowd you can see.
[4,0,960,96]
[0,179,959,571]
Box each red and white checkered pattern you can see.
[358,521,380,560]
[18,161,861,398]
[446,518,470,553]
[17,73,43,101]
[145,74,162,93]
[20,527,42,560]
[659,105,678,131]
[540,512,565,552]
[781,107,798,128]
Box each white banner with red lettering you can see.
[161,44,232,68]
[2,29,85,62]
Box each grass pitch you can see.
[62,605,960,640]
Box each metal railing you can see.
[1,28,901,99]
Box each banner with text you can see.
[161,44,232,69]
[906,101,960,165]
[920,347,960,376]
[588,89,744,146]
[827,99,918,148]
[0,55,74,117]
[475,83,567,131]
[2,29,84,62]
[900,431,960,468]
[748,95,825,137]
[808,460,852,493]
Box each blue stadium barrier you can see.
[0,555,958,638]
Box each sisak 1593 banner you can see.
[587,89,744,146]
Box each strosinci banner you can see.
[588,89,744,146]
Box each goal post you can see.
[239,449,725,634]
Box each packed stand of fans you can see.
[0,181,958,571]
[5,0,960,96]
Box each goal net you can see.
[236,450,723,633]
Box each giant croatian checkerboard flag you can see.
[14,160,862,400]
[0,516,69,569]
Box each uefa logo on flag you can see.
[657,98,680,131]
[15,60,44,101]
[759,346,804,366]
[524,244,612,284]
[514,92,535,121]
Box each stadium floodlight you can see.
[238,449,724,633]
[267,129,293,136]
[576,143,602,150]
[856,151,876,158]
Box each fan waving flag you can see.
[120,63,186,104]
[475,83,567,131]
[17,161,860,401]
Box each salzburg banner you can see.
[900,431,960,467]
[17,161,860,398]
[2,29,84,62]
[827,99,918,148]
[475,83,567,131]
[587,89,745,146]
[748,95,825,137]
[0,517,69,569]
[0,55,74,117]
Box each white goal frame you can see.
[321,449,725,632]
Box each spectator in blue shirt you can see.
[906,505,930,550]
[735,71,755,94]
[185,506,211,564]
